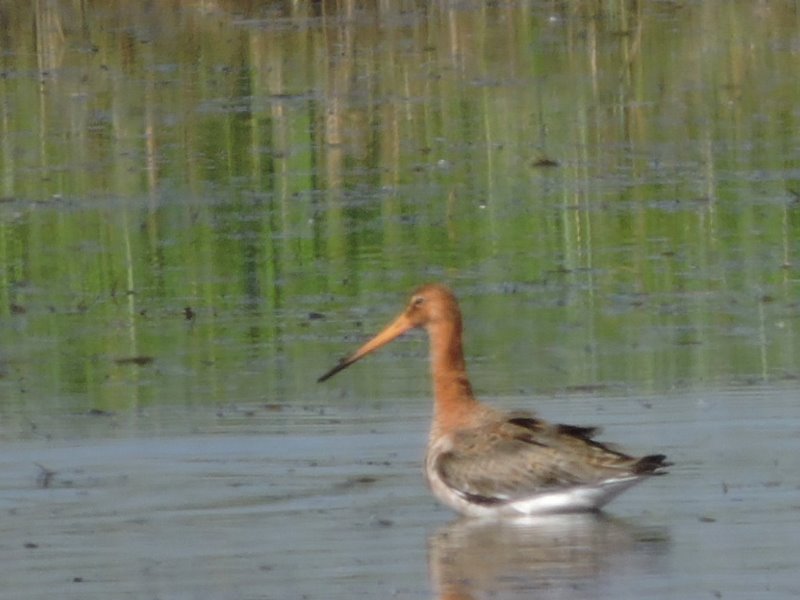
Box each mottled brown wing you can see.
[433,415,644,506]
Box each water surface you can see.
[3,387,799,599]
[2,1,800,598]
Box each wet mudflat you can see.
[3,385,799,599]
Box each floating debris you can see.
[114,356,155,366]
[86,408,114,417]
[35,463,56,489]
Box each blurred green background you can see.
[1,0,799,429]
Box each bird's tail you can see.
[632,454,672,475]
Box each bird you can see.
[318,283,670,517]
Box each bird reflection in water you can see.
[428,513,669,600]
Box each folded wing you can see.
[433,413,669,506]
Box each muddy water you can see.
[3,386,799,599]
[2,1,800,598]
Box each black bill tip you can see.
[317,358,350,383]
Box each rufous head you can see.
[317,283,460,382]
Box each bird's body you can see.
[318,283,669,517]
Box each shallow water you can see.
[2,1,800,598]
[3,386,799,599]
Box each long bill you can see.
[317,312,415,382]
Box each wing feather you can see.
[434,414,649,505]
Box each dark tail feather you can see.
[633,454,672,475]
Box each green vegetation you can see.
[1,1,799,424]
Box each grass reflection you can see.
[0,1,798,417]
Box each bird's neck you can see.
[427,319,478,435]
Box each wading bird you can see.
[318,284,669,517]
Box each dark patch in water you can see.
[114,356,155,366]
